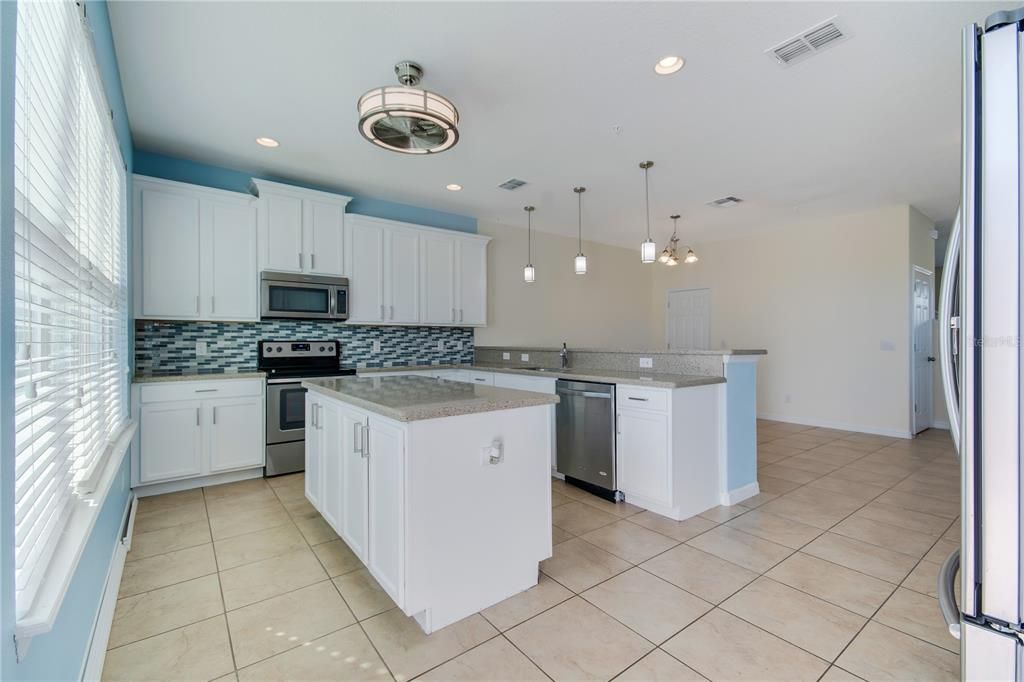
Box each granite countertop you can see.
[133,370,266,384]
[303,375,559,422]
[474,345,767,356]
[359,364,725,389]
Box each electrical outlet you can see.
[372,340,381,353]
[195,340,208,356]
[502,352,510,360]
[438,340,446,351]
[455,340,463,351]
[639,357,653,369]
[520,353,530,362]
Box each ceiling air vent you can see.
[766,16,850,67]
[498,178,527,191]
[707,196,743,208]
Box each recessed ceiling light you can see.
[255,136,279,148]
[654,55,685,75]
[446,183,462,191]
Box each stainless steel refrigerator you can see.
[938,7,1024,679]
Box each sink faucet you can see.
[560,342,569,369]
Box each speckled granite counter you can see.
[303,375,559,422]
[357,364,724,389]
[133,370,266,384]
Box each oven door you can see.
[261,280,335,320]
[266,381,307,444]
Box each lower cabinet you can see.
[366,418,405,603]
[340,409,369,562]
[616,408,671,505]
[136,378,265,486]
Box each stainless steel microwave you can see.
[260,271,349,321]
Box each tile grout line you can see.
[203,484,241,676]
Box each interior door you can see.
[666,288,711,350]
[306,198,345,276]
[140,188,200,317]
[208,397,264,472]
[208,201,257,320]
[348,220,385,322]
[386,227,420,323]
[912,269,935,434]
[457,239,487,325]
[420,234,455,324]
[263,192,304,273]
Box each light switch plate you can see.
[502,352,511,360]
[372,340,381,353]
[521,353,530,362]
[639,357,653,368]
[195,340,208,356]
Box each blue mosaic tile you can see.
[134,320,474,375]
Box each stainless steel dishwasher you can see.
[555,379,618,500]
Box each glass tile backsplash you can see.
[134,320,474,376]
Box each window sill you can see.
[14,421,136,656]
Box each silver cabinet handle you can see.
[937,549,961,640]
[380,304,385,320]
[362,418,370,458]
[195,295,200,313]
[353,420,361,452]
[212,406,217,425]
[299,252,303,269]
[474,377,486,382]
[195,407,200,427]
[310,403,317,429]
[627,396,648,402]
[316,404,323,430]
[194,388,218,393]
[616,413,621,435]
[459,308,464,323]
[210,296,215,314]
[311,253,316,270]
[451,308,456,323]
[390,305,394,320]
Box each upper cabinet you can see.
[251,179,351,277]
[134,175,258,321]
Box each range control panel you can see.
[259,340,338,359]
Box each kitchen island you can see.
[302,375,558,634]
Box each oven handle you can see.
[267,378,306,385]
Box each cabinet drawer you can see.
[139,378,263,403]
[617,386,669,412]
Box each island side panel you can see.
[404,404,552,633]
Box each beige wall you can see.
[649,205,921,436]
[474,220,657,349]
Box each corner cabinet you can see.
[133,175,259,321]
[347,215,489,326]
[133,378,265,488]
[251,179,352,277]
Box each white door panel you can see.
[666,288,711,350]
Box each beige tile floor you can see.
[102,420,961,681]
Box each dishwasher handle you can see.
[558,389,612,399]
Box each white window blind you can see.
[13,0,128,620]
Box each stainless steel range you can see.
[258,340,356,476]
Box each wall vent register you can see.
[766,16,850,66]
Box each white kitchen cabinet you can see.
[208,397,264,473]
[134,378,265,488]
[460,370,494,386]
[348,217,426,324]
[251,178,351,277]
[139,402,203,483]
[317,399,345,530]
[367,418,405,604]
[421,234,456,324]
[341,410,369,562]
[386,227,420,323]
[305,394,323,509]
[456,239,488,325]
[135,176,258,321]
[616,408,671,505]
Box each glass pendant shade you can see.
[524,264,536,283]
[641,238,657,264]
[574,254,588,275]
[658,248,671,263]
[684,249,699,264]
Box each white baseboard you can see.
[757,412,913,440]
[550,467,565,481]
[721,482,760,507]
[134,467,264,497]
[931,419,950,430]
[81,495,137,682]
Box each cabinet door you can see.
[386,228,420,323]
[139,402,203,483]
[208,201,258,320]
[367,418,404,604]
[420,234,456,324]
[617,408,671,504]
[306,199,345,276]
[318,400,345,531]
[305,395,322,509]
[456,239,487,325]
[139,188,201,317]
[341,411,369,562]
[263,192,304,272]
[208,397,264,472]
[348,221,385,322]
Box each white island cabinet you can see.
[303,375,557,634]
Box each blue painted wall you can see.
[134,150,478,234]
[725,360,759,491]
[2,2,135,680]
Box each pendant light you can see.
[523,206,536,283]
[573,187,587,274]
[679,214,699,264]
[639,161,656,263]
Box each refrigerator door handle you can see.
[938,213,961,452]
[938,548,962,640]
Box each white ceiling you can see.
[108,1,1010,249]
